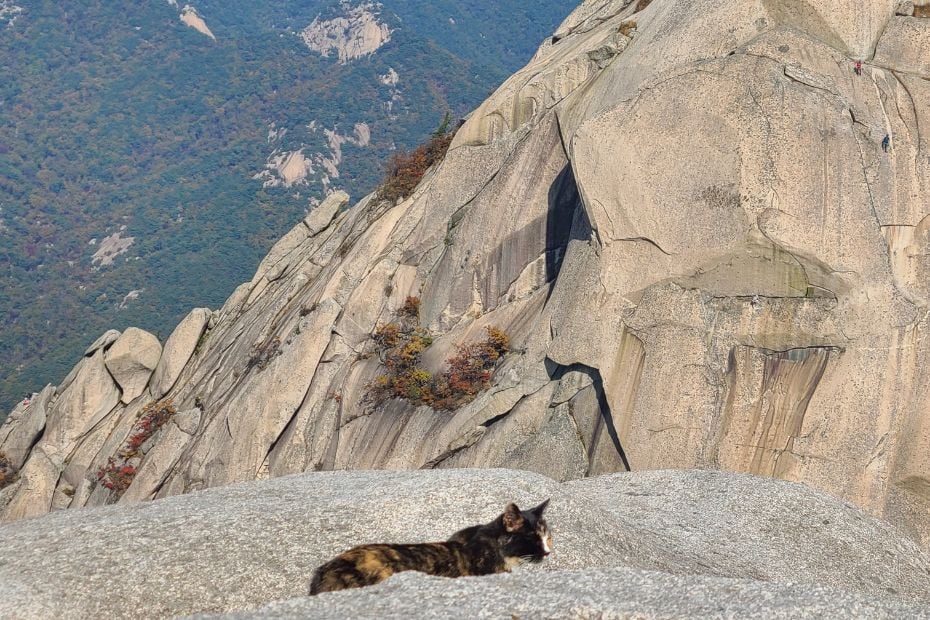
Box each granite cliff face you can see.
[3,0,930,548]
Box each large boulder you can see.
[83,329,121,356]
[149,308,211,399]
[38,349,121,454]
[104,327,162,404]
[0,446,61,521]
[0,469,929,619]
[304,190,349,236]
[0,385,53,469]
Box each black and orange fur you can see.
[309,500,552,595]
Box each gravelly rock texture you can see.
[211,568,930,620]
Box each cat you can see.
[309,499,551,595]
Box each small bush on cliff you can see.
[96,399,177,496]
[377,114,457,204]
[119,400,177,459]
[96,459,137,493]
[370,299,510,410]
[430,327,510,411]
[0,452,19,490]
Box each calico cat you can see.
[309,499,552,595]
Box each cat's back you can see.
[309,542,468,595]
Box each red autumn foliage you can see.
[399,295,421,319]
[430,327,510,411]
[0,452,19,490]
[377,115,457,204]
[96,458,137,492]
[96,399,176,495]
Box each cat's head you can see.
[499,499,552,565]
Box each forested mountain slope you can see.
[0,0,576,415]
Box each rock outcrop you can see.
[300,2,392,63]
[149,308,211,399]
[105,328,162,404]
[1,469,929,619]
[179,5,216,40]
[3,0,930,551]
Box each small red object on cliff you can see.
[854,60,863,76]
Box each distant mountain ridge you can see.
[0,0,578,415]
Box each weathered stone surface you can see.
[0,470,929,619]
[78,396,152,510]
[554,0,634,39]
[84,329,120,356]
[104,327,162,404]
[119,408,201,503]
[0,384,53,469]
[40,348,121,454]
[0,343,125,519]
[897,0,916,16]
[166,299,342,489]
[760,0,898,57]
[223,568,930,620]
[0,446,61,521]
[439,383,590,482]
[304,190,349,235]
[566,470,930,595]
[874,16,930,77]
[250,223,310,287]
[149,308,211,399]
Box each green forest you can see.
[0,0,577,418]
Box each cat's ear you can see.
[503,503,524,532]
[531,499,550,516]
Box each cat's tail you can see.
[309,556,375,595]
[308,567,325,596]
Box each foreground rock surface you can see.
[0,469,929,619]
[216,568,930,620]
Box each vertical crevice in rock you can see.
[545,163,583,283]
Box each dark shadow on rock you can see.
[545,163,583,283]
[546,360,632,473]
